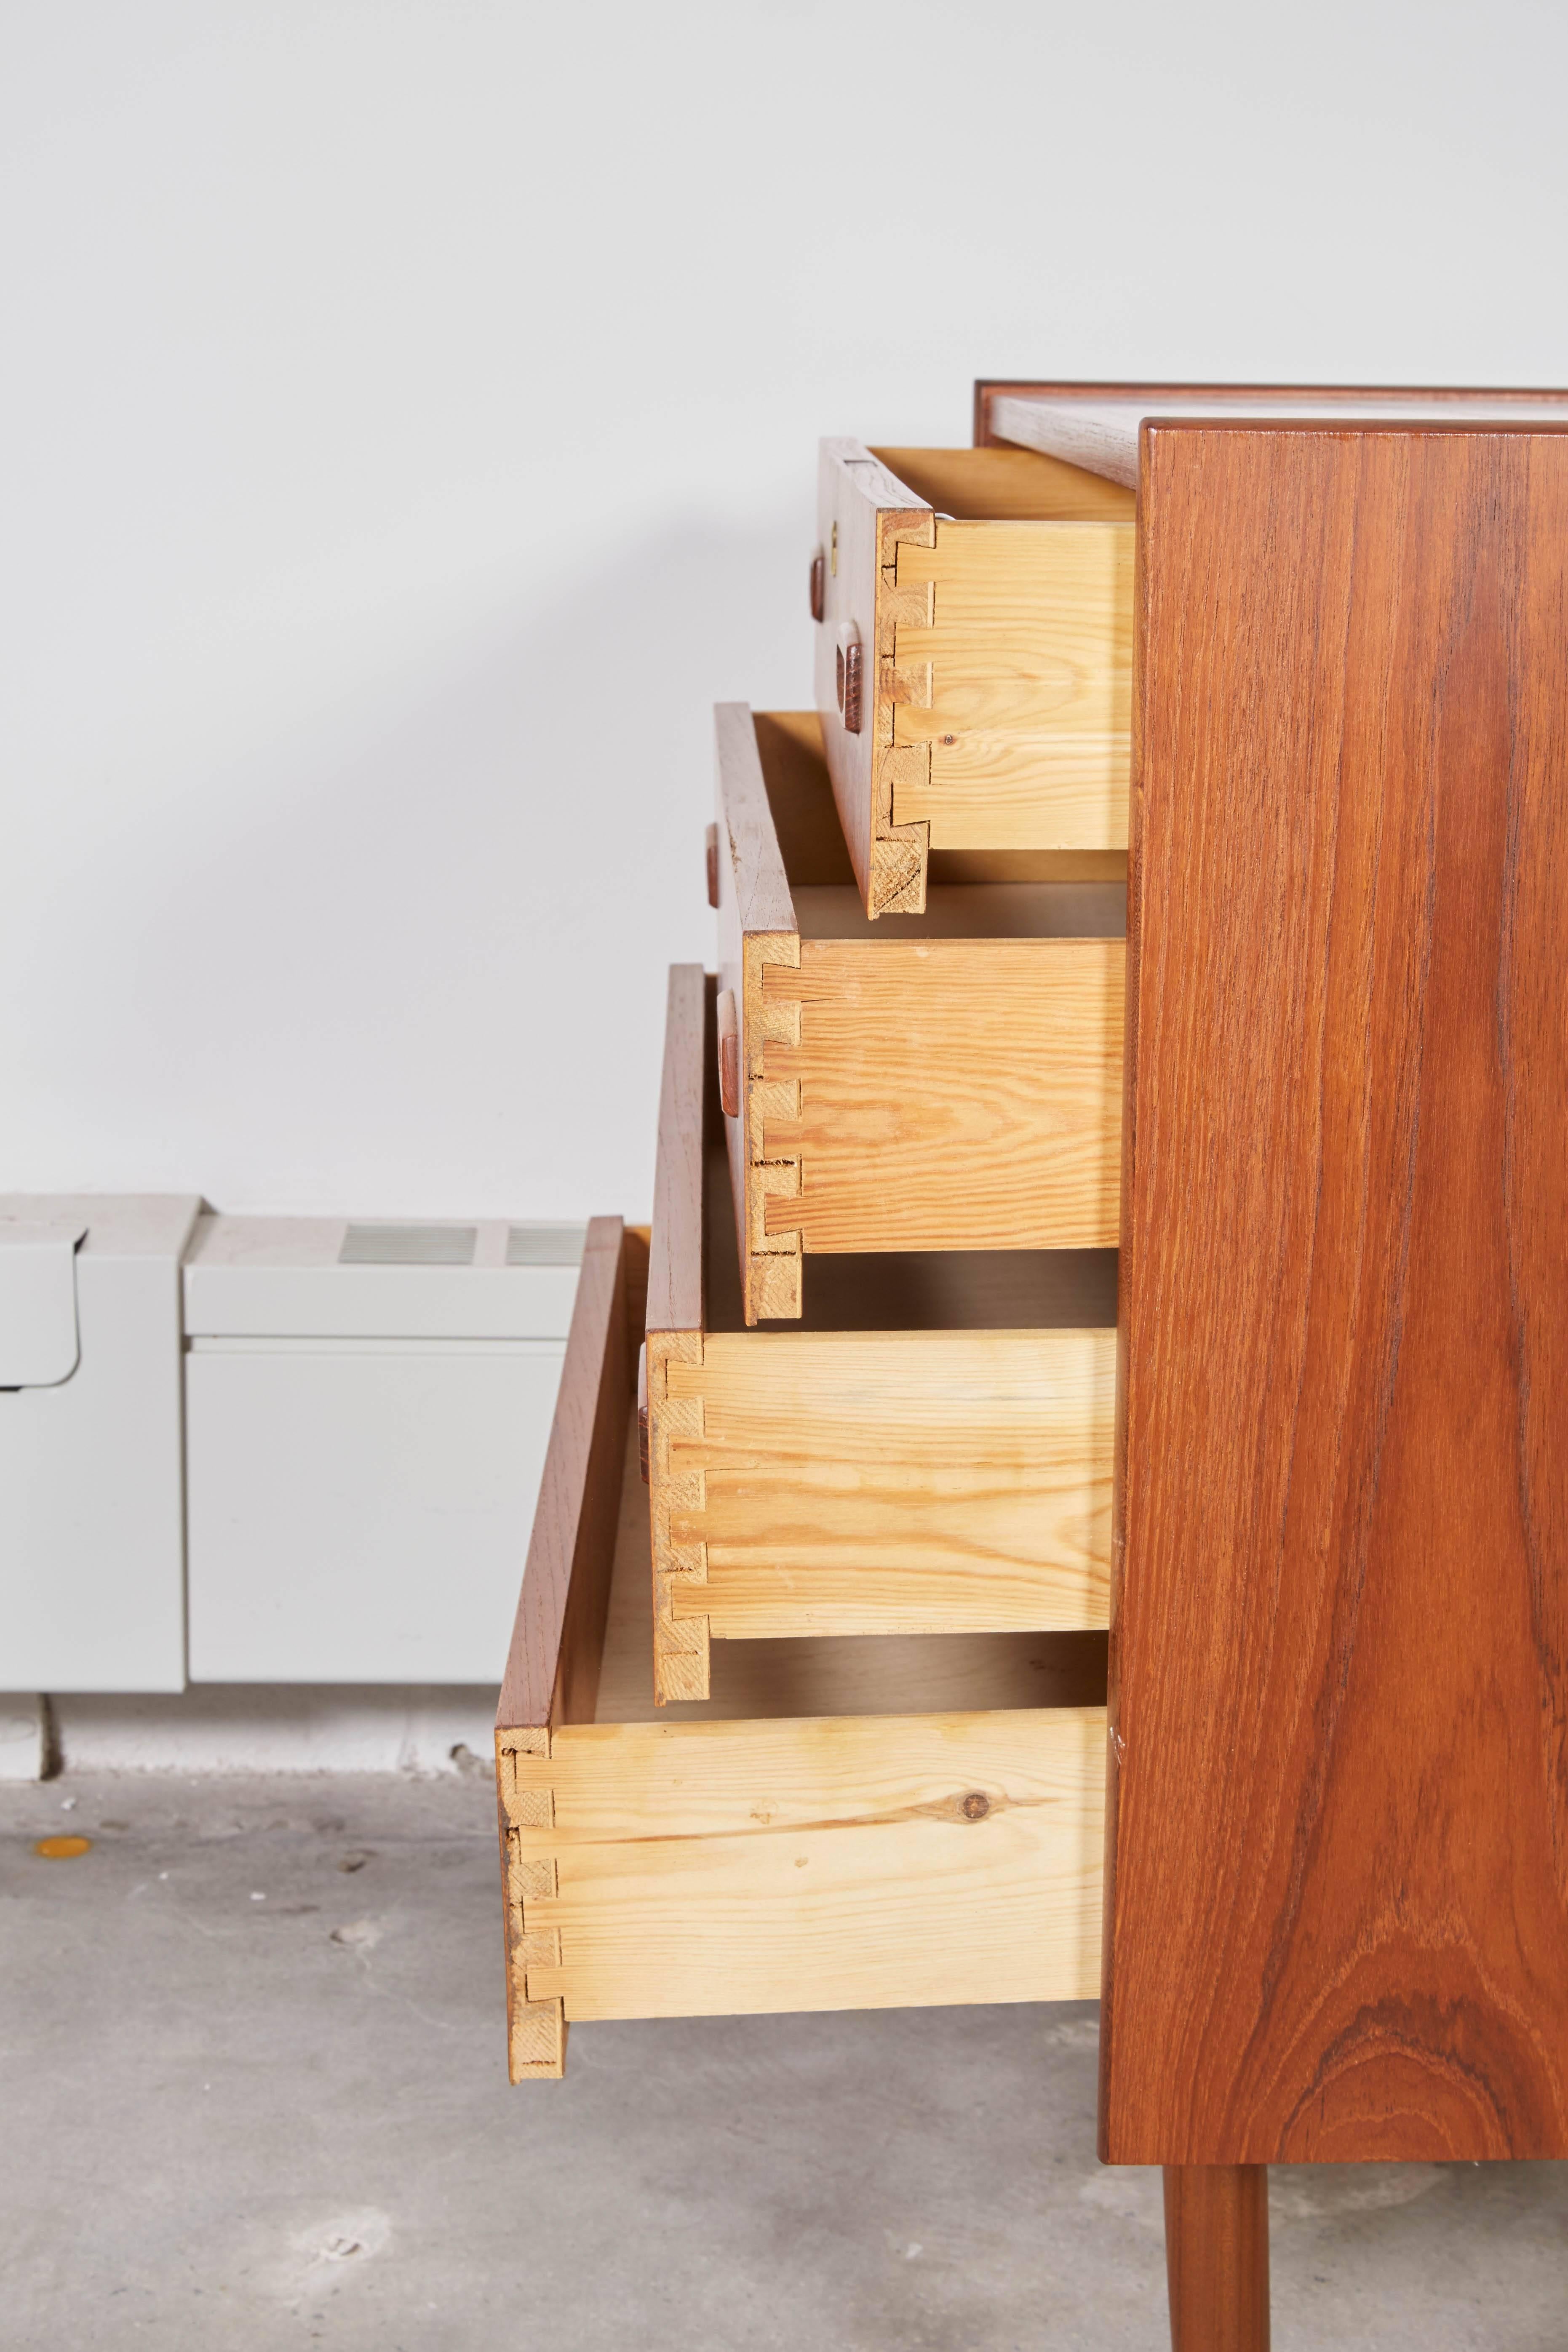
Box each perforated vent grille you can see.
[339,1224,477,1266]
[505,1225,587,1267]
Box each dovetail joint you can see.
[869,512,932,917]
[743,936,803,1322]
[498,1729,566,2077]
[648,1333,711,1702]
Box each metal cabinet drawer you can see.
[184,1216,580,1683]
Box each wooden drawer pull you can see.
[716,988,740,1119]
[836,624,863,734]
[705,821,719,910]
[809,548,825,623]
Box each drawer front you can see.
[815,442,1133,918]
[497,1217,1107,2078]
[814,440,932,917]
[715,706,1125,1324]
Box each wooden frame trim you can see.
[494,1213,636,2081]
[644,965,714,1701]
[815,440,935,917]
[647,964,705,1341]
[714,706,804,1324]
[974,377,1568,484]
[975,377,1568,439]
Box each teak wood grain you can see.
[1163,2168,1270,2352]
[644,954,1117,1702]
[495,1214,631,1737]
[494,1211,633,2080]
[1102,419,1568,2166]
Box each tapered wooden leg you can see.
[1162,2165,1269,2352]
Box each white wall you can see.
[6,0,1567,1223]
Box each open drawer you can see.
[814,440,1134,918]
[714,706,1125,1319]
[647,963,1117,1702]
[496,1218,1107,2081]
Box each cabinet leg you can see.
[1162,2165,1270,2352]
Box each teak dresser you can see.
[500,381,1568,2349]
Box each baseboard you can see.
[33,1686,498,1777]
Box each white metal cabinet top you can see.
[182,1214,585,1339]
[0,1193,201,1256]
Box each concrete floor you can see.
[3,1776,1565,2352]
